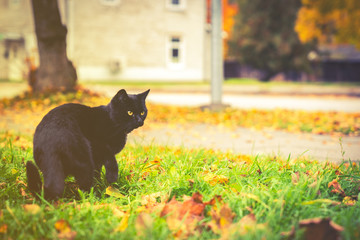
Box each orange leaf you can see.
[207,203,235,234]
[54,219,77,240]
[160,192,208,238]
[328,179,345,196]
[0,224,7,234]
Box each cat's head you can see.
[109,89,150,133]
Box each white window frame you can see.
[166,0,186,11]
[166,35,185,70]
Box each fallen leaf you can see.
[342,196,356,206]
[0,224,7,234]
[203,172,229,186]
[54,219,77,240]
[301,199,341,206]
[160,192,208,238]
[23,204,41,214]
[114,214,129,233]
[207,203,235,234]
[112,207,127,218]
[328,179,345,197]
[141,192,162,208]
[105,186,124,198]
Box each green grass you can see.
[1,133,360,239]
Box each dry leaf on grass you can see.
[328,179,346,197]
[23,204,41,214]
[0,224,7,234]
[207,203,235,234]
[114,214,130,233]
[160,192,210,239]
[54,219,77,240]
[342,196,356,206]
[105,186,124,198]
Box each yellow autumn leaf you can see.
[141,192,162,207]
[203,172,229,186]
[23,204,41,214]
[105,186,124,198]
[342,196,356,206]
[301,199,341,206]
[114,214,129,232]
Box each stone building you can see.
[0,0,211,82]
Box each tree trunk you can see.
[31,0,77,93]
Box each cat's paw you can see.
[106,171,118,183]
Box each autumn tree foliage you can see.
[296,0,360,49]
[31,0,77,93]
[228,0,315,81]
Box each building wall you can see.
[0,0,209,82]
[0,0,37,80]
[67,0,209,81]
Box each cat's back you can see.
[33,103,98,170]
[36,103,90,128]
[34,103,94,144]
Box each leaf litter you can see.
[1,89,360,239]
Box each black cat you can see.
[26,89,149,199]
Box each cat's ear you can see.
[115,89,129,102]
[139,89,150,100]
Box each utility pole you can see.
[211,0,223,107]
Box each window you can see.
[166,0,186,11]
[170,37,181,63]
[167,36,185,69]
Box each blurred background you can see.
[0,0,359,162]
[0,0,359,87]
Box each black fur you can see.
[26,89,149,199]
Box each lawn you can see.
[0,89,359,239]
[1,133,359,239]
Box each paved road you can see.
[88,84,360,162]
[129,124,360,163]
[1,83,359,162]
[87,85,360,112]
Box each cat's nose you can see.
[137,120,144,127]
[136,116,143,126]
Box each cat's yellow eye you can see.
[141,111,145,116]
[127,111,133,116]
